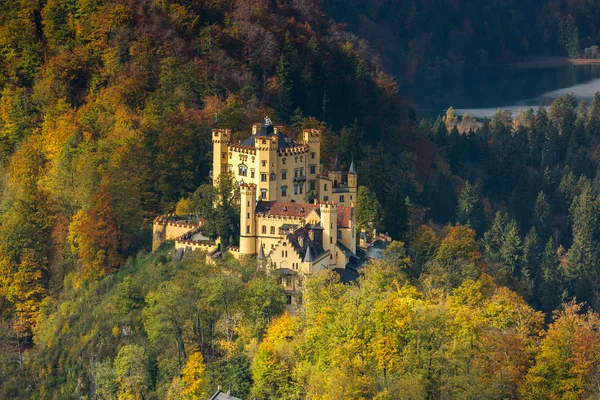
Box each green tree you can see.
[338,120,365,164]
[383,184,409,241]
[355,186,382,242]
[536,237,564,314]
[114,345,150,400]
[533,191,550,240]
[456,181,486,235]
[192,172,240,249]
[566,185,600,303]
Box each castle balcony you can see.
[293,175,307,182]
[332,186,351,193]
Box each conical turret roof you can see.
[303,246,315,262]
[332,156,340,171]
[348,159,356,174]
[257,243,266,260]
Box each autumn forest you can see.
[3,0,600,399]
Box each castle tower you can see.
[240,183,257,255]
[320,202,338,267]
[348,159,357,189]
[328,156,342,188]
[212,129,231,184]
[255,132,279,201]
[303,128,321,176]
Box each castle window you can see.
[222,152,226,159]
[294,169,298,178]
[330,237,333,243]
[340,195,345,203]
[294,184,298,195]
[300,168,304,176]
[281,186,287,197]
[282,158,287,164]
[262,160,267,167]
[295,156,298,163]
[251,169,255,178]
[246,226,251,234]
[299,182,304,194]
[262,226,267,234]
[261,173,267,182]
[247,213,250,219]
[281,170,287,180]
[350,195,353,200]
[228,165,233,172]
[311,152,316,159]
[271,226,275,234]
[337,230,342,239]
[270,173,276,181]
[261,189,267,199]
[300,156,303,162]
[324,184,328,191]
[324,196,329,201]
[310,165,316,174]
[309,180,316,191]
[239,165,247,176]
[229,152,232,158]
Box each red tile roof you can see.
[336,205,353,228]
[255,201,353,228]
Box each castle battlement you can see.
[153,216,200,230]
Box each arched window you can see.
[238,165,248,176]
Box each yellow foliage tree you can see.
[182,351,207,400]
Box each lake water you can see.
[406,64,600,120]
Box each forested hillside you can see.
[4,0,600,399]
[324,0,600,83]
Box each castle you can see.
[153,119,364,300]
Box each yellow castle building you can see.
[213,119,360,274]
[153,119,365,303]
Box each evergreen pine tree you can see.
[456,181,486,235]
[533,191,551,240]
[536,237,564,314]
[566,185,600,304]
[383,184,409,241]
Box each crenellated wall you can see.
[152,216,200,251]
